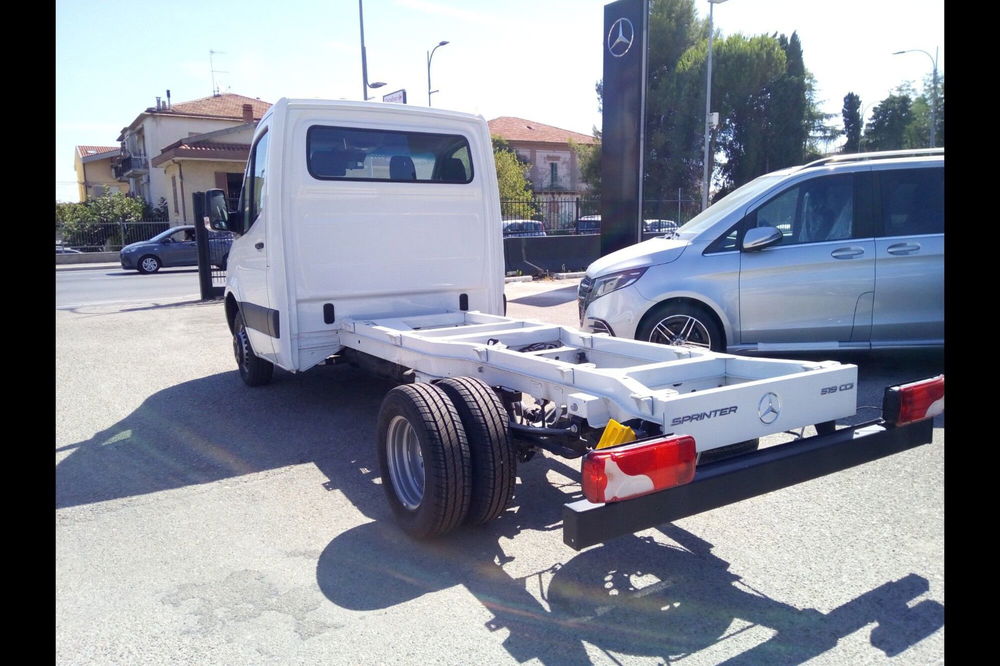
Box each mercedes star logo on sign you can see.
[758,392,781,424]
[607,17,634,57]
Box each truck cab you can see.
[210,98,506,374]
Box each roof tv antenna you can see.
[209,50,228,96]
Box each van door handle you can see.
[887,242,920,255]
[831,246,864,259]
[255,242,264,250]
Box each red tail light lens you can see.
[883,375,944,427]
[581,435,697,504]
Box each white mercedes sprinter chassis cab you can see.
[204,99,943,549]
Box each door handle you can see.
[887,242,920,255]
[255,242,264,250]
[831,246,864,259]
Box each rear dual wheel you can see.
[376,377,515,538]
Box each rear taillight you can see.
[883,375,944,427]
[581,435,697,504]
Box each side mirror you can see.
[742,226,783,252]
[204,188,244,235]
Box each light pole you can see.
[359,0,387,100]
[427,40,449,106]
[892,47,939,147]
[702,0,728,211]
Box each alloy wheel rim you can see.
[386,415,425,510]
[650,315,712,349]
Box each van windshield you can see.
[678,173,786,237]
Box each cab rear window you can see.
[307,125,473,183]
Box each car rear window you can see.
[307,125,473,183]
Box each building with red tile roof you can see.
[488,116,596,195]
[74,146,128,201]
[113,93,272,221]
[488,117,598,229]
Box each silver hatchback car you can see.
[579,149,944,353]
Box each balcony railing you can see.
[113,154,148,180]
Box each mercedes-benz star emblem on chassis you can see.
[758,392,781,425]
[607,17,634,58]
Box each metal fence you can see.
[499,197,700,234]
[56,196,704,249]
[56,220,173,252]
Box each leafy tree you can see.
[57,187,149,249]
[492,135,538,220]
[863,90,913,151]
[841,92,863,153]
[641,0,706,208]
[903,73,944,148]
[710,33,788,195]
[570,130,602,199]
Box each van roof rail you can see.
[800,147,944,170]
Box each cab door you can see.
[738,171,876,346]
[230,128,276,360]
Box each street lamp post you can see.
[427,40,449,106]
[702,0,729,211]
[359,0,387,100]
[892,47,939,147]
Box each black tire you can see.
[233,310,274,387]
[376,383,472,538]
[436,377,516,525]
[136,255,161,274]
[698,438,759,465]
[636,302,724,352]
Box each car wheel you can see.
[435,377,516,526]
[233,310,274,386]
[376,383,472,538]
[137,255,161,274]
[636,302,723,352]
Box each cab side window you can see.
[240,130,270,231]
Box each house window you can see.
[171,176,179,215]
[550,163,558,188]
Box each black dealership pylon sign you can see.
[601,0,648,256]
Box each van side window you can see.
[307,126,473,183]
[748,173,855,246]
[877,167,943,236]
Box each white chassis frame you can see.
[337,311,858,453]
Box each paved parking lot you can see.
[56,278,943,664]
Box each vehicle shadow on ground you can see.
[55,364,397,510]
[55,362,943,662]
[315,453,943,663]
[506,285,579,308]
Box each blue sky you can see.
[56,0,944,202]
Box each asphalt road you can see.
[56,263,212,310]
[56,276,944,664]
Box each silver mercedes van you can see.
[579,149,944,353]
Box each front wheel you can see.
[636,302,724,352]
[376,383,472,539]
[233,310,274,386]
[137,255,161,274]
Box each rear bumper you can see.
[562,417,934,550]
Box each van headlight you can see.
[590,267,648,301]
